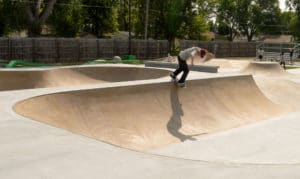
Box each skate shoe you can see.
[170,73,177,81]
[177,82,186,88]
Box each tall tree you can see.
[133,0,211,51]
[118,0,130,32]
[0,1,5,36]
[257,0,282,35]
[281,11,296,35]
[82,0,119,37]
[286,0,300,41]
[0,0,27,36]
[178,0,212,40]
[25,0,58,37]
[216,0,239,41]
[48,0,84,37]
[237,0,262,41]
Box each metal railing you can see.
[256,42,299,64]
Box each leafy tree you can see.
[257,0,282,35]
[25,0,58,37]
[0,0,27,36]
[286,0,300,41]
[179,14,209,40]
[216,0,239,41]
[133,0,211,51]
[48,0,84,37]
[237,0,262,41]
[164,0,185,49]
[0,1,4,36]
[118,0,130,32]
[178,0,212,40]
[215,0,283,41]
[82,0,119,37]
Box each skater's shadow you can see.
[167,86,196,142]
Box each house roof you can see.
[259,35,292,43]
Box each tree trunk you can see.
[26,0,57,37]
[27,21,42,37]
[168,36,175,54]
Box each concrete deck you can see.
[1,62,300,178]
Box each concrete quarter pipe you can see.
[15,75,288,151]
[241,62,300,109]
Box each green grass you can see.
[285,66,300,70]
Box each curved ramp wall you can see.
[241,62,290,76]
[0,66,169,91]
[15,75,287,151]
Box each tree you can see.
[178,0,212,40]
[286,0,300,41]
[25,0,58,37]
[48,0,84,37]
[0,1,4,36]
[179,14,209,40]
[216,0,239,41]
[0,0,27,36]
[133,0,211,52]
[237,0,262,41]
[281,11,296,35]
[257,0,282,35]
[82,0,119,37]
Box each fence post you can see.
[32,38,36,62]
[55,38,60,63]
[8,38,12,60]
[213,41,218,57]
[96,39,100,58]
[77,39,80,61]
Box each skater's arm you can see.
[191,57,194,66]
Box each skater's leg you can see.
[172,56,184,76]
[178,60,189,84]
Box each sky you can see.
[279,0,287,11]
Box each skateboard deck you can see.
[171,78,186,88]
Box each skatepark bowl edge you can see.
[0,65,170,91]
[4,61,300,178]
[14,74,289,151]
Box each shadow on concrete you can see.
[167,85,196,142]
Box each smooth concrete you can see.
[144,61,219,73]
[0,65,169,91]
[14,75,287,151]
[1,63,300,178]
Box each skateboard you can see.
[170,75,186,88]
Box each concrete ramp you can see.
[144,61,219,73]
[241,62,290,76]
[0,66,169,91]
[15,75,287,151]
[204,59,249,70]
[254,78,300,109]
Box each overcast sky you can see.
[279,0,287,11]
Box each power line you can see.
[6,0,200,18]
[8,0,116,9]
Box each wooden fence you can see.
[179,40,257,58]
[0,38,258,63]
[0,38,169,63]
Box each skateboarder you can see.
[170,47,208,87]
[279,51,286,69]
[289,48,294,65]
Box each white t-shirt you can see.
[179,47,200,61]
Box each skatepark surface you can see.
[2,61,300,178]
[0,65,169,91]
